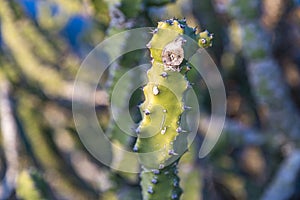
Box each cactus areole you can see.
[133,18,213,200]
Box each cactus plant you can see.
[104,0,178,179]
[134,18,213,199]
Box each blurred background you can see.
[0,0,300,199]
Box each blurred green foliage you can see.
[0,0,299,199]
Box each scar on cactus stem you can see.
[162,36,186,71]
[134,18,213,200]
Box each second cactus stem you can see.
[133,18,213,200]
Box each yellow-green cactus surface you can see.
[134,18,213,200]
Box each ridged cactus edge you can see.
[133,18,213,200]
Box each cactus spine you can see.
[134,18,213,200]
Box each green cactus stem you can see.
[134,18,213,200]
[105,0,178,190]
